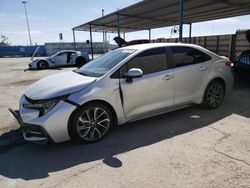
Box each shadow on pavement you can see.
[0,79,249,180]
[24,66,77,72]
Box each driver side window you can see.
[111,47,168,79]
[127,47,167,74]
[57,52,67,56]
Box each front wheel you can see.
[69,103,114,143]
[37,60,48,69]
[202,80,225,109]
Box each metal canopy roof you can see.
[73,0,250,33]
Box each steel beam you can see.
[119,13,167,23]
[189,23,192,43]
[179,0,184,43]
[117,13,121,45]
[72,29,76,50]
[149,29,151,40]
[89,24,94,60]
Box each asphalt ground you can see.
[0,57,250,188]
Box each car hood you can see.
[30,57,49,63]
[24,71,96,100]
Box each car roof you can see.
[120,42,222,58]
[59,50,78,53]
[121,42,204,50]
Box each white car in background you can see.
[10,43,234,144]
[29,50,89,69]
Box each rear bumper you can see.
[8,108,49,145]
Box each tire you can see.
[75,57,86,67]
[202,80,225,109]
[37,60,48,69]
[69,103,114,143]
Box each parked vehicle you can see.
[234,30,250,78]
[29,50,89,69]
[113,36,150,47]
[234,50,250,78]
[9,43,234,144]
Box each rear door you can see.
[119,47,175,120]
[169,46,212,104]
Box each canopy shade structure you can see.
[73,0,250,33]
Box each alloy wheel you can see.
[76,107,110,141]
[40,62,46,68]
[206,83,224,108]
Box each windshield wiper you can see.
[73,70,90,76]
[73,70,100,78]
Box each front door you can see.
[120,47,175,120]
[55,51,68,66]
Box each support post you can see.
[189,23,192,43]
[102,9,105,52]
[102,30,105,53]
[179,0,184,43]
[72,29,76,50]
[149,29,151,41]
[117,13,121,45]
[229,34,236,60]
[89,24,94,60]
[216,35,219,54]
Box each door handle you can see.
[162,75,174,80]
[199,66,207,71]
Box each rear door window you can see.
[170,46,211,67]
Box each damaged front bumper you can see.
[8,108,49,145]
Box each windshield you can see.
[76,49,136,77]
[51,51,61,58]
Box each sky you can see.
[0,0,250,46]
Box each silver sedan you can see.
[10,43,234,144]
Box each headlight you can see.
[20,94,69,117]
[22,95,69,116]
[23,98,64,117]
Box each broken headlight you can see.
[23,95,68,117]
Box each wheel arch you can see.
[207,77,226,91]
[198,76,226,107]
[67,99,118,135]
[37,59,49,68]
[197,77,226,104]
[38,59,48,63]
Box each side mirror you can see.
[125,68,143,82]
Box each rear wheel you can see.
[75,57,86,67]
[202,80,225,109]
[69,103,114,143]
[37,60,48,69]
